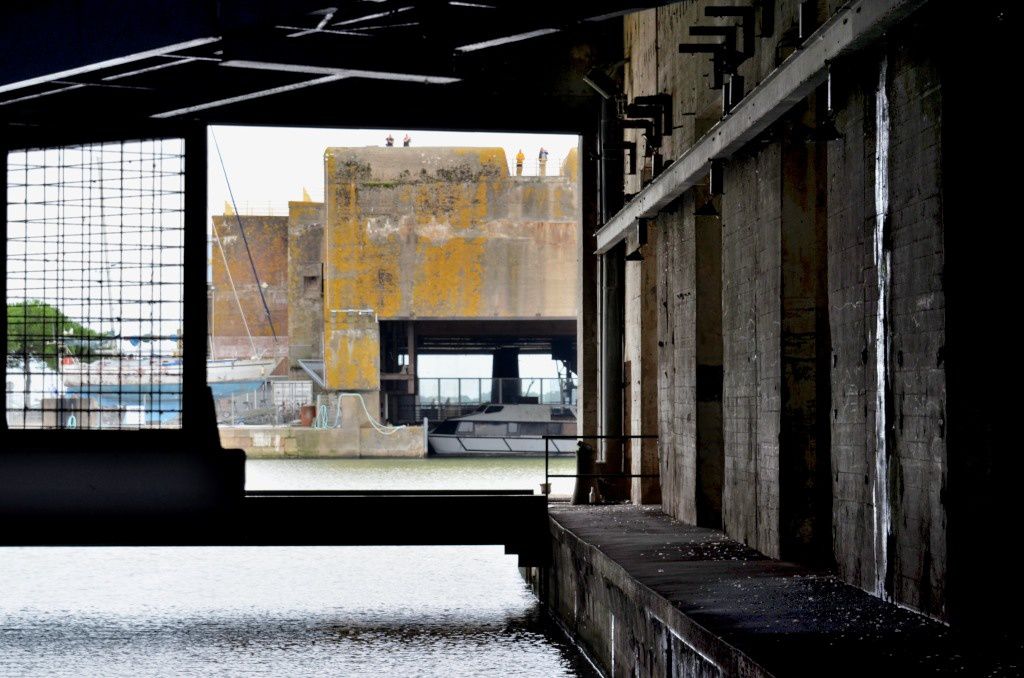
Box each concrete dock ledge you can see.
[525,505,1016,676]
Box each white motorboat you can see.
[428,403,578,456]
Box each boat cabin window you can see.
[508,422,518,434]
[474,422,507,436]
[431,420,459,434]
[456,421,474,434]
[518,422,564,436]
[483,405,504,414]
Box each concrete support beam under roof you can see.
[594,0,927,255]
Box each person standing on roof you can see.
[403,134,411,147]
[538,147,549,176]
[385,134,394,147]
[515,149,525,176]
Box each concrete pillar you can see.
[578,130,600,439]
[940,3,1013,632]
[627,226,662,504]
[778,103,832,567]
[578,99,625,502]
[598,246,627,500]
[721,144,780,556]
[695,195,724,529]
[490,347,520,404]
[719,106,832,566]
[655,200,696,523]
[406,321,416,395]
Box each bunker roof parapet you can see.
[324,146,575,185]
[325,146,508,183]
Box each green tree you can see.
[6,300,105,368]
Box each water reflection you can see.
[246,457,578,496]
[0,545,592,677]
[1,459,588,676]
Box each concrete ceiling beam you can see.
[594,0,928,255]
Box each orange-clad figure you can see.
[515,149,525,176]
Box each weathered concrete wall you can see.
[529,519,725,677]
[219,424,425,458]
[624,0,815,188]
[616,0,950,621]
[220,391,422,458]
[939,3,1014,633]
[656,200,697,524]
[625,0,823,540]
[529,506,988,677]
[527,508,774,677]
[827,27,947,617]
[325,309,380,392]
[578,139,599,443]
[624,226,660,504]
[885,30,946,620]
[778,106,832,567]
[210,214,289,358]
[721,143,783,559]
[323,146,578,390]
[694,209,724,530]
[286,200,325,374]
[827,60,880,597]
[654,194,723,527]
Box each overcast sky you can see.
[208,126,579,379]
[208,125,578,219]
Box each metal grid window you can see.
[5,139,186,429]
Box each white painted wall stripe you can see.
[872,55,892,600]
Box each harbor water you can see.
[0,458,590,677]
[246,456,579,495]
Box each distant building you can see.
[210,147,580,419]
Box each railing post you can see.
[543,436,551,498]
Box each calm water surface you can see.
[0,459,590,677]
[246,456,579,496]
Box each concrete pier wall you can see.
[527,506,1008,677]
[527,514,741,677]
[219,424,425,459]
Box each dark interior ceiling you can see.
[1,1,670,145]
